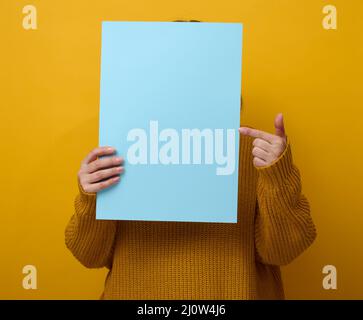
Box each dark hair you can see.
[173,20,201,22]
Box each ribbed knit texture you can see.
[65,135,317,299]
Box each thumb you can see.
[274,113,286,138]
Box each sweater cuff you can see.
[76,178,96,217]
[256,141,294,186]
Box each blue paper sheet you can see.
[97,21,243,223]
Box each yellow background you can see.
[1,0,362,299]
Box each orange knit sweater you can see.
[65,134,317,299]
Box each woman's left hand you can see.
[239,113,287,167]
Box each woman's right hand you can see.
[78,146,124,193]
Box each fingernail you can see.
[107,147,115,152]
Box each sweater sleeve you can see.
[254,142,317,266]
[65,180,117,269]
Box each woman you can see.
[65,102,317,299]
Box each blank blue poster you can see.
[97,21,243,223]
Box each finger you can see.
[252,138,272,152]
[252,147,270,162]
[87,156,124,173]
[86,166,124,183]
[239,127,276,143]
[85,176,120,193]
[274,113,286,138]
[82,146,116,165]
[253,157,268,167]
